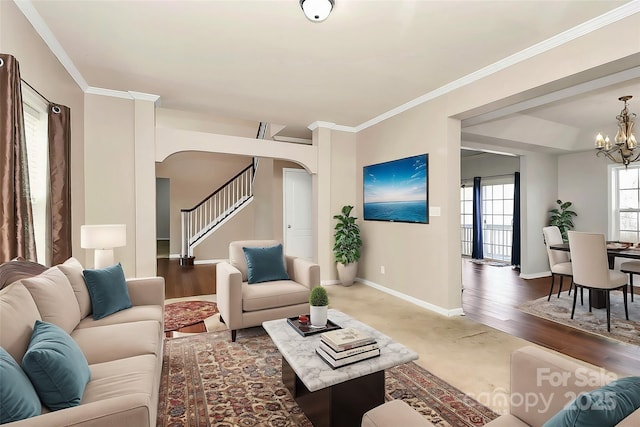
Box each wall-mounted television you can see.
[363,154,428,224]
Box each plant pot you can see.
[337,262,358,286]
[310,305,328,327]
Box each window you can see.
[610,165,640,243]
[22,84,49,265]
[460,185,473,256]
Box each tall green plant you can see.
[549,199,577,242]
[333,205,362,265]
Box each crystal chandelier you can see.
[595,96,637,167]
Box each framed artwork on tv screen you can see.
[363,154,428,224]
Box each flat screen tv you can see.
[363,154,428,224]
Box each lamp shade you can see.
[300,0,334,22]
[81,224,127,249]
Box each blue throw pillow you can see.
[543,376,640,427]
[83,263,132,320]
[243,244,290,284]
[21,320,91,410]
[0,347,41,423]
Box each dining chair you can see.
[620,261,640,302]
[542,226,573,301]
[567,231,629,332]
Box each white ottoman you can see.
[361,399,435,427]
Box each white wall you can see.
[461,153,520,181]
[520,153,558,277]
[558,151,609,235]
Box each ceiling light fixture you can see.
[300,0,334,22]
[595,96,637,168]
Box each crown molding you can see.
[13,0,88,91]
[307,121,335,131]
[85,86,134,99]
[129,91,161,103]
[351,1,640,133]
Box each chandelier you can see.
[595,96,637,167]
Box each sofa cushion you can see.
[243,244,289,284]
[230,240,281,282]
[543,376,640,427]
[0,283,42,363]
[58,257,92,318]
[72,320,162,365]
[22,320,91,410]
[21,266,82,334]
[83,263,132,320]
[0,346,41,423]
[242,280,310,312]
[75,305,163,329]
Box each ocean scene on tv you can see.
[363,154,428,223]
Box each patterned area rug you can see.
[518,291,640,346]
[164,301,219,332]
[157,330,498,427]
[468,259,511,267]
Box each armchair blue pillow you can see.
[243,244,290,284]
[0,347,41,423]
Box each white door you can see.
[283,169,313,260]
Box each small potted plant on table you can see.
[309,286,329,327]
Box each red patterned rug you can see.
[157,330,498,427]
[164,301,219,332]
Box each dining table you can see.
[549,242,640,308]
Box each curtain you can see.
[511,172,521,267]
[48,104,72,265]
[0,54,36,262]
[471,176,483,259]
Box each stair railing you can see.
[180,163,254,260]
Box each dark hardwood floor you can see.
[157,258,216,299]
[157,255,640,375]
[462,258,640,376]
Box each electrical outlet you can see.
[380,265,385,274]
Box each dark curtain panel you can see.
[48,104,71,265]
[511,172,521,267]
[471,176,483,259]
[0,54,36,262]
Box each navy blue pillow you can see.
[21,320,91,410]
[543,376,640,427]
[0,347,41,423]
[243,244,289,284]
[83,263,132,320]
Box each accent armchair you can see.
[216,240,320,341]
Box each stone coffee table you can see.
[263,309,418,427]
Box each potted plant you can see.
[549,199,577,242]
[309,286,329,327]
[333,205,362,286]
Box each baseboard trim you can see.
[356,277,464,317]
[321,280,341,286]
[520,271,551,279]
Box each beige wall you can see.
[1,0,86,265]
[83,95,136,274]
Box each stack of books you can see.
[316,327,379,368]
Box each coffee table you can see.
[262,309,418,427]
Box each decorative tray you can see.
[287,316,341,337]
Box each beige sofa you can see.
[0,258,164,427]
[216,240,319,341]
[364,346,640,427]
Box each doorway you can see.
[283,168,313,259]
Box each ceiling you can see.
[22,0,639,145]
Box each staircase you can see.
[179,163,255,265]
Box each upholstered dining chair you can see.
[620,261,640,302]
[542,226,573,301]
[567,231,629,332]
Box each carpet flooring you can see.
[157,330,498,427]
[518,291,640,346]
[164,301,219,332]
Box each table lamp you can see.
[81,224,127,269]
